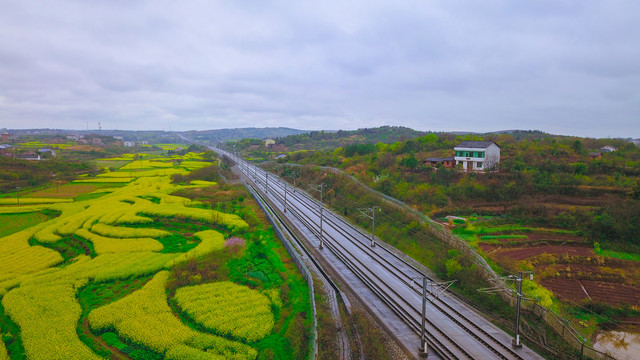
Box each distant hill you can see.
[4,127,309,144]
[271,126,427,151]
[184,127,308,143]
[486,129,553,140]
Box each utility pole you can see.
[291,171,297,193]
[16,186,21,205]
[514,272,525,348]
[283,181,287,212]
[319,207,324,249]
[411,277,455,357]
[420,276,428,356]
[316,183,326,203]
[359,206,381,247]
[478,271,533,348]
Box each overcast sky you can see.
[0,1,638,137]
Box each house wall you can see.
[484,143,500,170]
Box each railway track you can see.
[212,148,541,360]
[243,180,353,360]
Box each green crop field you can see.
[0,153,311,360]
[0,212,57,239]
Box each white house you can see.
[264,139,275,147]
[454,141,500,172]
[599,145,617,153]
[39,148,56,157]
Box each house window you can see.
[477,162,483,168]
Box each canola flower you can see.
[0,153,263,359]
[190,180,218,187]
[75,228,163,254]
[169,230,226,266]
[97,168,188,178]
[180,161,214,170]
[174,281,275,342]
[89,271,257,359]
[2,252,177,359]
[0,228,63,295]
[0,204,47,214]
[114,213,154,224]
[2,281,101,360]
[120,160,174,170]
[73,178,135,183]
[90,223,170,239]
[141,205,248,230]
[0,341,8,360]
[0,198,73,205]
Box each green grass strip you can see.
[600,250,640,262]
[480,235,528,240]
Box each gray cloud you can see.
[0,0,638,137]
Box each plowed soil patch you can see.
[540,279,588,302]
[541,279,640,306]
[488,245,594,261]
[582,281,640,306]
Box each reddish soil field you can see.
[541,279,640,306]
[479,237,640,308]
[540,278,588,302]
[480,244,594,261]
[489,233,586,244]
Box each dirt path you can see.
[80,318,130,360]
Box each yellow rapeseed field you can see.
[90,223,170,239]
[0,152,266,359]
[175,281,275,342]
[0,341,8,360]
[89,271,257,359]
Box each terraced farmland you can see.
[0,153,311,360]
[453,217,640,309]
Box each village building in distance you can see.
[423,141,501,172]
[423,156,455,168]
[264,138,275,147]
